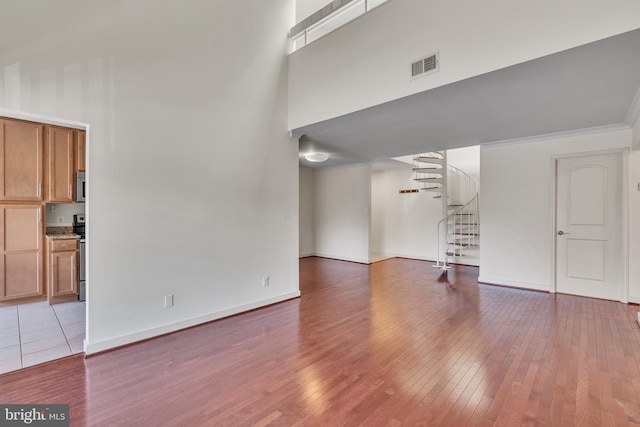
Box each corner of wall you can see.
[628,86,640,150]
[633,112,640,150]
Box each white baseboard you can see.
[478,276,550,292]
[382,252,435,262]
[629,295,640,304]
[313,252,371,264]
[83,291,301,355]
[385,252,480,267]
[299,252,315,258]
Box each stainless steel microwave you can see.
[76,172,86,203]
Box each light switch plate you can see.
[164,295,174,308]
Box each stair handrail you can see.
[435,163,479,269]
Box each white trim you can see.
[478,277,550,292]
[83,291,301,355]
[481,124,630,150]
[299,252,316,258]
[629,295,640,304]
[313,252,371,264]
[622,151,630,303]
[0,108,88,130]
[625,86,640,127]
[550,155,558,293]
[376,252,436,262]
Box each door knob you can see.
[557,230,570,235]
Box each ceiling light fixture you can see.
[304,152,329,162]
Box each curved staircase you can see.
[412,151,479,270]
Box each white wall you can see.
[371,166,441,260]
[289,0,640,129]
[299,167,315,256]
[314,164,371,263]
[0,0,299,353]
[448,146,480,182]
[45,203,85,227]
[480,129,632,294]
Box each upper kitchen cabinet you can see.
[45,125,75,203]
[0,118,44,201]
[75,130,86,172]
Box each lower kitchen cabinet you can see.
[46,237,79,304]
[0,205,44,302]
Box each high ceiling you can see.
[0,1,116,54]
[294,28,640,169]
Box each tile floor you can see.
[0,300,85,375]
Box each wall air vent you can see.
[411,52,439,79]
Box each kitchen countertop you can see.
[45,234,80,240]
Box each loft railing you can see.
[289,0,390,53]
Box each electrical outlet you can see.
[262,276,270,287]
[164,295,174,308]
[57,217,64,223]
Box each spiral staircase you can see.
[412,151,479,270]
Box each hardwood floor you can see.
[1,257,640,426]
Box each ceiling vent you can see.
[411,52,439,79]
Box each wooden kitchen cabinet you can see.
[75,130,86,172]
[45,125,75,203]
[0,205,44,302]
[47,237,79,305]
[0,118,44,201]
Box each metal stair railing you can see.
[434,163,479,270]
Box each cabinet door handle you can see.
[69,185,72,199]
[38,183,42,198]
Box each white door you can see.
[556,153,623,301]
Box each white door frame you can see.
[550,148,629,303]
[0,107,91,347]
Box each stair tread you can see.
[414,156,445,164]
[413,167,442,172]
[414,177,443,181]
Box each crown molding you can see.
[481,124,630,150]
